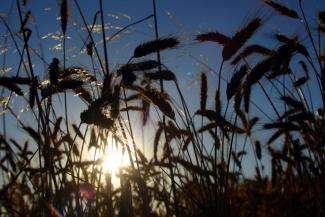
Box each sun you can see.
[86,135,131,186]
[101,153,122,175]
[99,146,129,186]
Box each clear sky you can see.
[0,0,325,178]
[1,0,324,79]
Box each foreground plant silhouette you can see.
[0,0,324,216]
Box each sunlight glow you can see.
[97,144,129,186]
[102,152,122,175]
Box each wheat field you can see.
[0,0,324,216]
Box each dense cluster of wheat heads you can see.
[0,0,324,216]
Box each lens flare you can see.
[80,183,95,200]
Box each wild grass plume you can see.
[0,0,324,217]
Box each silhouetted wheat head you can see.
[0,0,325,217]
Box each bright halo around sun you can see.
[100,145,129,186]
[102,152,122,175]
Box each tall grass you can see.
[0,0,324,216]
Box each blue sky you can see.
[1,0,323,77]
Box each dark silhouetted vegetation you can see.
[0,0,324,216]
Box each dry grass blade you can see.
[294,76,308,87]
[4,153,16,172]
[23,28,32,42]
[80,107,114,129]
[264,122,300,131]
[227,65,247,100]
[275,33,291,43]
[0,76,33,96]
[266,39,306,78]
[0,137,13,152]
[0,80,23,95]
[61,67,97,83]
[121,70,136,86]
[197,115,244,134]
[281,96,305,111]
[142,99,150,126]
[215,90,221,115]
[141,87,175,119]
[287,112,313,123]
[195,31,230,45]
[119,178,133,217]
[110,86,120,119]
[42,79,86,99]
[234,91,242,112]
[322,67,325,90]
[255,141,262,160]
[267,129,285,144]
[133,37,179,58]
[165,120,188,139]
[52,117,63,139]
[86,42,94,56]
[232,151,242,168]
[267,66,292,80]
[135,148,148,164]
[200,72,207,111]
[195,109,218,121]
[49,58,60,85]
[182,137,191,152]
[236,108,247,128]
[102,74,112,98]
[144,70,175,81]
[120,106,142,112]
[237,150,247,158]
[319,55,325,63]
[72,124,83,139]
[125,93,141,102]
[88,128,98,150]
[60,0,69,34]
[295,43,309,57]
[319,25,325,33]
[59,79,84,89]
[247,117,259,134]
[9,139,22,152]
[61,135,80,156]
[231,44,274,65]
[41,85,59,99]
[153,125,163,161]
[29,78,38,108]
[119,60,161,73]
[274,33,298,44]
[319,11,325,25]
[171,157,212,176]
[244,86,251,113]
[249,117,259,127]
[23,126,42,144]
[264,0,299,19]
[299,60,309,77]
[20,10,31,33]
[0,76,31,85]
[246,57,273,87]
[73,87,92,104]
[279,109,298,120]
[223,17,262,60]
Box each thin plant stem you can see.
[99,0,109,76]
[152,0,180,216]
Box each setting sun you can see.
[101,152,122,175]
[97,145,130,185]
